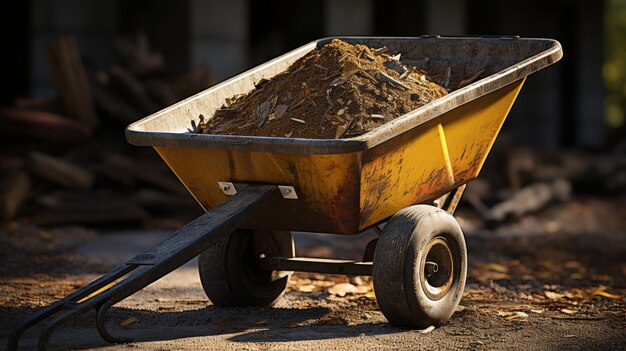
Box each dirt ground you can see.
[1,196,625,350]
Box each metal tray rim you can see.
[126,36,562,154]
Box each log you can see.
[173,67,213,99]
[0,171,31,221]
[92,85,142,124]
[0,155,25,173]
[27,152,95,190]
[114,30,163,74]
[134,189,195,210]
[36,190,133,212]
[101,153,184,194]
[0,107,92,144]
[144,79,177,106]
[30,205,149,226]
[486,179,572,222]
[13,97,62,112]
[47,36,98,126]
[109,65,159,113]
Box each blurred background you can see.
[0,0,624,241]
[0,2,625,344]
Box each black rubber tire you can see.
[198,229,294,307]
[373,205,467,328]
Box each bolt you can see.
[425,261,439,277]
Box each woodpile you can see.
[463,145,626,224]
[0,34,210,226]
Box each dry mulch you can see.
[196,39,448,139]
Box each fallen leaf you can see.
[564,288,587,300]
[350,276,365,286]
[506,311,528,320]
[120,317,139,326]
[364,289,376,299]
[328,283,358,297]
[473,271,509,282]
[560,308,577,315]
[485,263,509,273]
[545,291,564,300]
[355,285,370,294]
[519,292,534,301]
[530,309,544,314]
[592,290,623,299]
[418,325,435,334]
[497,311,528,320]
[298,284,315,292]
[256,320,270,326]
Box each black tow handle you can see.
[8,184,280,351]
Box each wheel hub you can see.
[420,237,454,300]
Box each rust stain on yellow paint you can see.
[153,80,525,234]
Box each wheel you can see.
[373,205,467,328]
[198,229,294,307]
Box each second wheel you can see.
[198,229,294,307]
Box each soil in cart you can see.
[195,39,453,139]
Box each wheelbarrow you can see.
[9,36,562,350]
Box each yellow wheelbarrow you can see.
[9,36,562,350]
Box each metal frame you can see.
[260,257,372,276]
[256,184,468,277]
[434,184,467,214]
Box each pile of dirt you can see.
[196,39,449,139]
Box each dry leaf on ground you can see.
[418,326,436,334]
[298,284,316,292]
[497,311,529,320]
[592,289,622,299]
[485,263,509,273]
[545,291,564,300]
[328,282,370,297]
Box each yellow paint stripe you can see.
[76,282,115,304]
[437,120,455,185]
